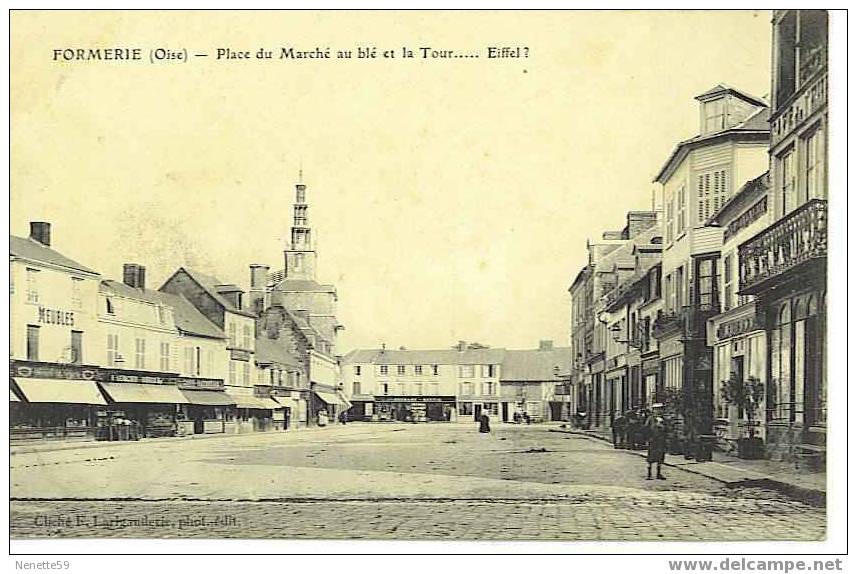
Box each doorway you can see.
[474,404,482,422]
[501,402,509,422]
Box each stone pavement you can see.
[10,423,826,540]
[555,427,826,503]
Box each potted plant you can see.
[720,374,765,459]
[661,387,685,455]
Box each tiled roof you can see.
[695,84,769,107]
[255,336,302,368]
[501,348,572,381]
[10,235,98,275]
[654,104,770,184]
[101,280,225,339]
[181,268,257,318]
[157,291,226,340]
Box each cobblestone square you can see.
[10,424,826,540]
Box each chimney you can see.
[250,264,269,291]
[539,340,553,351]
[457,340,467,351]
[123,263,146,289]
[249,264,270,315]
[626,211,658,239]
[29,222,51,247]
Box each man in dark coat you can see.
[646,404,667,480]
[611,412,627,449]
[478,412,491,433]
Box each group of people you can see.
[611,403,670,481]
[610,406,651,450]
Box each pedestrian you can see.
[611,411,627,449]
[626,408,639,449]
[478,411,491,434]
[646,403,667,480]
[338,411,348,425]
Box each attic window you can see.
[651,236,663,244]
[704,99,726,133]
[106,297,115,315]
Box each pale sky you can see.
[11,10,772,353]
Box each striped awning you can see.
[227,393,279,409]
[181,389,235,406]
[99,382,189,404]
[14,378,107,405]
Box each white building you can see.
[10,222,106,440]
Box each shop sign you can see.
[375,395,455,403]
[175,377,224,390]
[11,360,96,380]
[230,348,251,361]
[37,306,75,327]
[716,314,762,341]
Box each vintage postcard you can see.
[7,8,844,557]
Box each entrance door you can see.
[501,402,509,422]
[193,417,204,434]
[283,407,291,430]
[474,404,482,422]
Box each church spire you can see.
[284,174,316,280]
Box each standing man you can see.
[611,411,627,449]
[478,411,491,434]
[646,403,667,480]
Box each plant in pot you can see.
[719,374,765,460]
[661,387,685,455]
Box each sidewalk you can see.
[551,427,826,506]
[9,423,338,456]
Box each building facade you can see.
[706,174,772,443]
[737,10,828,464]
[500,341,571,423]
[10,223,105,441]
[342,343,506,423]
[651,85,770,454]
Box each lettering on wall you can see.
[37,306,75,326]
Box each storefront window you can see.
[459,402,473,416]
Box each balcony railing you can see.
[771,71,827,147]
[652,304,719,341]
[799,43,827,86]
[738,199,827,295]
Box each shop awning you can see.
[226,393,279,409]
[314,390,344,406]
[14,378,107,405]
[257,397,283,409]
[337,391,353,409]
[11,389,21,402]
[99,382,189,404]
[181,389,235,406]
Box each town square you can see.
[9,9,838,551]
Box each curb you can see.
[550,428,826,507]
[9,424,339,456]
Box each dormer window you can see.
[704,99,726,133]
[106,297,115,315]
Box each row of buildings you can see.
[341,340,571,424]
[567,10,828,465]
[10,181,350,441]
